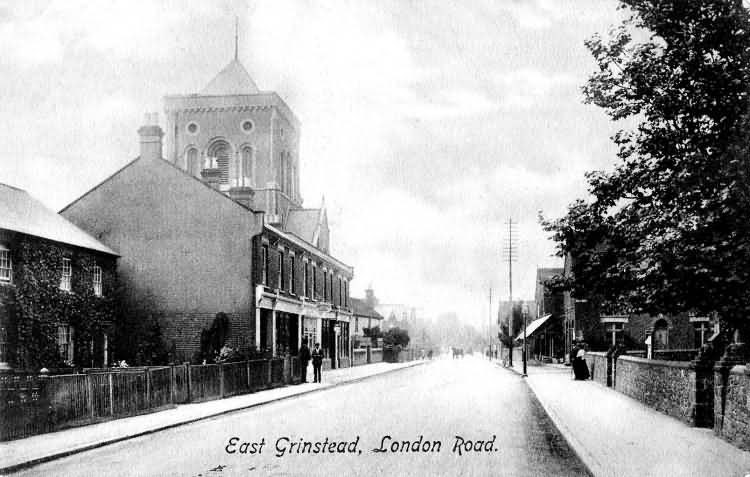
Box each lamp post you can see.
[522,305,528,377]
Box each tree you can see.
[383,327,410,348]
[542,0,750,344]
[498,302,525,347]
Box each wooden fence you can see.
[0,356,301,442]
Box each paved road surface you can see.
[15,356,590,476]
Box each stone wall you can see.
[585,352,609,386]
[714,364,750,450]
[615,355,696,425]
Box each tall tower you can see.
[163,52,302,223]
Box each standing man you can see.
[312,343,324,383]
[299,339,311,383]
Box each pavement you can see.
[0,360,424,475]
[500,358,750,477]
[7,355,591,477]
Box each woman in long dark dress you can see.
[573,343,590,380]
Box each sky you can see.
[0,0,628,329]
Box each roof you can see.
[285,208,322,244]
[350,298,383,320]
[201,59,260,96]
[0,183,118,256]
[514,314,553,342]
[264,223,352,274]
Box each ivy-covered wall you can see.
[3,234,117,370]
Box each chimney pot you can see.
[138,112,163,161]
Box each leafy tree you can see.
[199,312,232,363]
[498,302,525,347]
[541,0,750,344]
[383,327,410,347]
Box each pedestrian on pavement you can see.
[312,343,324,383]
[572,342,590,380]
[299,339,311,383]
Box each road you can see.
[16,356,590,477]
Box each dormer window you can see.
[0,245,11,283]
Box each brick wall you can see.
[162,311,255,362]
[585,352,609,386]
[615,355,696,425]
[714,365,750,450]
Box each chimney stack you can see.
[138,112,163,161]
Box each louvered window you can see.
[208,140,231,184]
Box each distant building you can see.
[62,53,353,365]
[349,287,384,347]
[0,183,118,370]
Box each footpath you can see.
[501,359,750,477]
[0,360,424,474]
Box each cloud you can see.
[497,68,576,109]
[0,0,218,67]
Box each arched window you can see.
[241,146,253,186]
[207,140,231,184]
[186,148,199,176]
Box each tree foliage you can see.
[383,327,410,347]
[541,0,750,338]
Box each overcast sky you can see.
[0,0,627,328]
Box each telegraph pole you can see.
[503,218,518,367]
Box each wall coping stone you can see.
[587,351,608,357]
[617,354,693,369]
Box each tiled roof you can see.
[350,298,383,320]
[0,183,118,256]
[201,59,260,96]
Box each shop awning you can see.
[514,314,552,342]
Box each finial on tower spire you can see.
[234,16,239,60]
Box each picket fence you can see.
[0,357,300,441]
